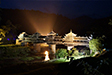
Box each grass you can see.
[0,44,16,47]
[0,57,112,75]
[20,57,35,61]
[52,58,67,63]
[0,43,111,75]
[19,56,43,61]
[0,42,3,44]
[0,44,93,64]
[33,56,42,59]
[0,57,9,60]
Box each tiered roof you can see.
[63,30,77,42]
[47,31,56,36]
[65,30,77,37]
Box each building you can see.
[16,30,92,53]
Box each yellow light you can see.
[23,10,57,35]
[44,51,50,61]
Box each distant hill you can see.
[1,8,112,37]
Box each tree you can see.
[108,19,112,25]
[2,20,17,35]
[0,26,11,42]
[0,8,1,21]
[70,48,79,56]
[0,28,6,38]
[55,48,68,58]
[108,19,112,34]
[0,1,1,21]
[0,24,11,38]
[89,38,103,53]
[72,50,79,56]
[0,20,16,42]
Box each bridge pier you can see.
[49,44,56,54]
[67,46,74,50]
[33,44,41,52]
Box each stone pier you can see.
[49,44,56,54]
[67,46,74,50]
[33,43,41,52]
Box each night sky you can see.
[1,0,112,19]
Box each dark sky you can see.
[1,0,112,19]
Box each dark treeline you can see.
[1,8,112,47]
[1,8,112,35]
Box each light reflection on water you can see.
[32,43,55,61]
[44,51,50,61]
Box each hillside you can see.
[1,8,112,36]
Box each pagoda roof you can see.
[47,31,56,35]
[65,30,77,37]
[33,32,41,34]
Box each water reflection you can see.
[32,43,55,61]
[44,51,50,61]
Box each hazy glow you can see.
[11,1,61,35]
[41,43,49,47]
[22,9,58,35]
[44,51,50,61]
[0,38,2,41]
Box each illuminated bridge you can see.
[16,30,92,53]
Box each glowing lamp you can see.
[7,38,10,41]
[44,51,50,61]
